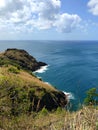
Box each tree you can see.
[84,88,98,105]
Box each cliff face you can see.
[0,48,47,71]
[0,49,67,114]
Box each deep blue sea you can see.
[0,40,98,110]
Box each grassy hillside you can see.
[0,65,67,115]
[0,49,98,130]
[0,48,47,71]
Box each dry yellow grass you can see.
[0,106,98,130]
[19,71,56,91]
[33,106,98,130]
[0,66,56,92]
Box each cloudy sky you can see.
[0,0,98,40]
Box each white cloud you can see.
[54,13,81,33]
[0,0,81,33]
[88,0,98,15]
[0,0,6,8]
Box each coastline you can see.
[33,65,49,73]
[33,65,74,102]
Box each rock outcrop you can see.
[0,48,47,71]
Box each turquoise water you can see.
[0,40,98,109]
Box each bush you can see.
[84,88,98,105]
[8,67,20,74]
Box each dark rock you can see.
[30,91,67,112]
[38,62,47,66]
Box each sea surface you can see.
[0,40,98,110]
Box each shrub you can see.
[84,88,98,105]
[8,67,20,74]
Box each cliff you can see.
[0,48,47,71]
[0,49,67,115]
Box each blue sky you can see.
[0,0,98,40]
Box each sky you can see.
[0,0,98,40]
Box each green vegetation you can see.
[84,88,98,105]
[0,64,66,115]
[0,56,20,68]
[0,49,98,130]
[0,68,98,130]
[8,66,20,74]
[39,107,48,116]
[0,48,46,72]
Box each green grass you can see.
[8,66,20,74]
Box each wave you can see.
[63,91,75,100]
[34,65,49,73]
[45,82,51,85]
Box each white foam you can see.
[37,76,42,79]
[45,82,51,85]
[63,91,75,100]
[34,65,49,73]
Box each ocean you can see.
[0,40,98,110]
